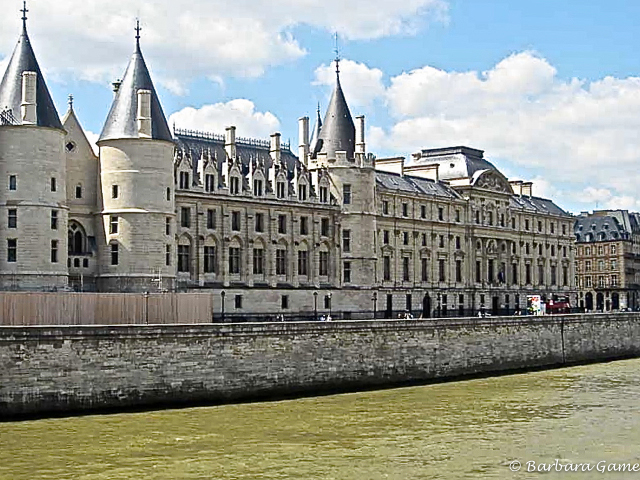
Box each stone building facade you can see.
[0,14,577,317]
[574,210,640,311]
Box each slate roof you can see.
[99,39,172,143]
[509,195,569,217]
[408,147,498,181]
[574,210,640,243]
[316,68,355,159]
[174,130,299,177]
[376,171,461,199]
[0,22,63,130]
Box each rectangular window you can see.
[165,245,171,266]
[500,214,505,227]
[421,258,428,282]
[253,179,263,196]
[231,211,241,231]
[611,274,618,287]
[51,177,56,192]
[438,207,444,221]
[421,205,426,219]
[403,232,409,245]
[205,174,215,192]
[49,240,57,263]
[438,259,446,282]
[475,211,480,224]
[179,171,189,189]
[298,250,309,276]
[299,184,307,201]
[204,246,217,273]
[319,186,328,203]
[235,295,243,309]
[343,261,351,283]
[255,213,264,233]
[343,184,351,204]
[321,218,329,236]
[383,230,390,245]
[551,265,557,285]
[383,255,391,281]
[180,207,190,228]
[439,235,444,248]
[512,264,518,285]
[402,203,408,217]
[230,176,240,194]
[402,257,410,281]
[455,236,461,249]
[74,185,82,199]
[277,182,285,199]
[563,266,568,286]
[7,239,17,262]
[281,295,289,310]
[276,248,287,275]
[488,259,494,283]
[525,219,530,231]
[525,264,531,284]
[324,295,332,309]
[488,211,493,226]
[382,200,389,214]
[476,261,481,283]
[112,184,119,198]
[207,209,216,229]
[253,248,264,275]
[166,187,171,201]
[511,217,516,229]
[178,245,190,272]
[51,210,58,230]
[229,247,241,274]
[300,216,309,235]
[455,210,460,222]
[319,251,329,276]
[7,209,16,228]
[422,233,427,247]
[342,229,351,252]
[110,243,118,265]
[406,294,412,312]
[109,215,118,234]
[538,265,544,285]
[165,217,171,235]
[550,223,555,234]
[455,260,462,282]
[538,221,542,232]
[278,214,287,234]
[9,175,17,191]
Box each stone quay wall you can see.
[1,313,639,418]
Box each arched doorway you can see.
[596,292,605,311]
[612,292,620,310]
[422,294,431,318]
[585,292,593,311]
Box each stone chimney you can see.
[136,89,152,138]
[270,132,282,164]
[509,180,523,196]
[225,126,237,161]
[355,115,365,155]
[298,117,309,166]
[20,71,37,125]
[522,182,533,197]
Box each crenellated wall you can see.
[1,313,639,419]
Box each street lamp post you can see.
[313,291,318,321]
[372,291,378,319]
[221,290,226,322]
[328,292,332,320]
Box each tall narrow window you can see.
[402,203,408,217]
[402,257,410,281]
[319,251,329,276]
[179,172,190,190]
[253,248,264,274]
[230,176,240,194]
[165,217,171,235]
[207,209,216,229]
[110,243,119,265]
[112,184,119,199]
[75,184,82,199]
[343,184,351,204]
[51,210,58,230]
[178,245,190,272]
[229,247,241,274]
[321,218,329,236]
[51,240,59,263]
[343,261,352,283]
[455,260,462,282]
[300,217,309,235]
[166,187,171,201]
[9,175,16,191]
[7,239,17,262]
[383,256,391,281]
[204,246,217,273]
[253,179,263,196]
[298,250,309,276]
[7,209,16,228]
[342,229,351,252]
[438,207,444,221]
[319,186,328,203]
[51,177,57,192]
[109,215,118,234]
[299,184,307,201]
[165,245,171,266]
[476,261,481,283]
[276,248,287,275]
[277,182,286,199]
[421,205,426,219]
[205,174,215,192]
[438,259,446,282]
[421,258,428,282]
[231,211,241,231]
[255,213,264,233]
[278,214,287,234]
[180,207,190,228]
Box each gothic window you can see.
[204,246,218,273]
[253,179,263,197]
[179,172,190,190]
[68,222,86,255]
[298,250,309,276]
[319,186,328,203]
[205,174,215,192]
[319,251,329,276]
[229,247,241,274]
[276,248,287,275]
[277,182,286,199]
[230,176,240,194]
[253,248,264,275]
[299,183,307,201]
[178,245,190,272]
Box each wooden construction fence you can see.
[0,293,216,326]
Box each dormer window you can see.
[205,174,215,192]
[277,181,286,199]
[230,176,240,195]
[179,171,190,190]
[299,184,307,201]
[253,179,263,197]
[319,186,328,203]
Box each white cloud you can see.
[85,130,100,155]
[0,0,447,91]
[314,59,386,108]
[168,99,281,139]
[369,52,640,209]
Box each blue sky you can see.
[2,0,640,213]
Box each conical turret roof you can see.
[309,103,322,157]
[0,20,63,130]
[99,36,172,143]
[317,64,355,159]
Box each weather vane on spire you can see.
[135,19,142,43]
[21,0,28,27]
[334,32,340,75]
[68,94,74,110]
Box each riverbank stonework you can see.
[1,313,639,418]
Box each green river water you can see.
[2,359,640,479]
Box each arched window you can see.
[68,221,87,255]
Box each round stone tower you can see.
[0,13,68,290]
[96,27,175,292]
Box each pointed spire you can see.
[309,102,322,157]
[99,21,172,143]
[68,94,74,110]
[0,2,63,129]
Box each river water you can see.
[2,359,640,479]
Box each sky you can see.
[1,0,640,214]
